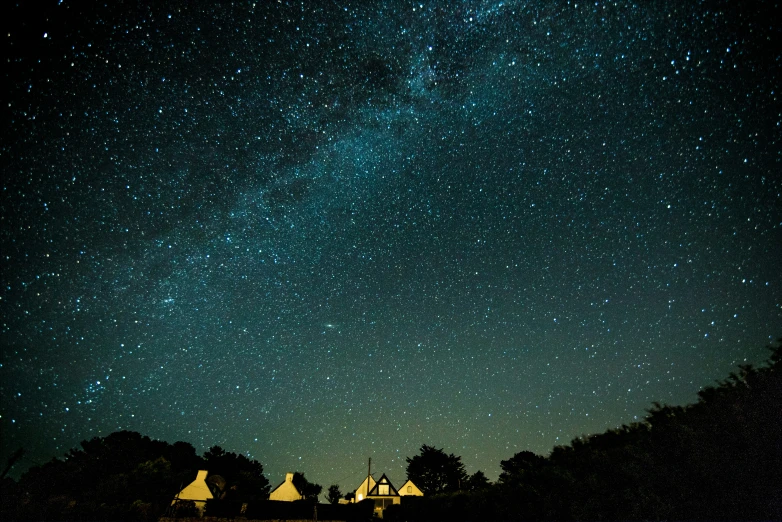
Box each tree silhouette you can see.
[405,445,468,495]
[6,431,204,520]
[327,483,342,504]
[292,471,322,501]
[202,445,270,502]
[2,341,778,521]
[0,448,25,480]
[498,450,545,484]
[389,341,782,520]
[465,470,491,491]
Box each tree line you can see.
[0,431,276,520]
[1,341,779,520]
[386,341,781,521]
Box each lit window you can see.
[379,485,389,495]
[408,486,412,494]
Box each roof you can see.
[175,470,214,502]
[269,472,303,501]
[398,479,424,496]
[367,473,400,497]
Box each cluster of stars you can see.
[1,0,779,488]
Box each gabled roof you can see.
[176,470,214,502]
[269,472,303,501]
[398,479,424,496]
[367,473,400,497]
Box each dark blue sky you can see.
[2,0,779,490]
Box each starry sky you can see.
[2,0,780,491]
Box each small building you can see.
[366,473,401,515]
[398,479,424,497]
[350,473,423,517]
[172,469,213,515]
[269,472,303,501]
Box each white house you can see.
[172,469,213,515]
[398,479,424,497]
[353,475,376,502]
[366,473,401,514]
[351,473,419,518]
[269,472,303,501]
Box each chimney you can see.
[196,470,208,481]
[286,472,294,482]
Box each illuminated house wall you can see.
[172,469,213,514]
[269,472,303,501]
[366,473,401,515]
[353,474,376,502]
[398,479,424,497]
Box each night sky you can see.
[2,0,780,492]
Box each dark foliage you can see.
[202,445,270,502]
[242,498,373,521]
[327,483,343,504]
[291,471,323,501]
[203,497,245,518]
[525,341,782,521]
[2,431,202,521]
[464,470,491,492]
[169,499,199,518]
[1,448,26,480]
[2,343,778,521]
[0,432,272,521]
[394,341,782,521]
[498,451,545,484]
[405,444,468,495]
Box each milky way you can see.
[2,0,780,490]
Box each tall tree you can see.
[292,472,322,501]
[8,431,203,520]
[326,484,342,504]
[499,450,545,484]
[202,446,270,501]
[405,445,468,495]
[465,470,491,491]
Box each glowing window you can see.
[379,484,389,495]
[407,486,412,494]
